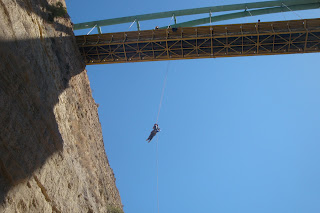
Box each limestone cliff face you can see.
[0,0,122,212]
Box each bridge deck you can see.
[76,18,320,64]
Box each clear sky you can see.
[66,1,320,212]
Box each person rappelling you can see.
[146,62,169,143]
[146,124,160,143]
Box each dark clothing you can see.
[153,124,160,131]
[172,27,178,32]
[146,129,158,142]
[147,124,160,142]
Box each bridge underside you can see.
[76,18,320,64]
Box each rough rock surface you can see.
[0,0,122,212]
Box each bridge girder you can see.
[76,18,320,64]
[73,0,320,33]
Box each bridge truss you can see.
[76,18,320,64]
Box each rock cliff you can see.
[0,0,122,212]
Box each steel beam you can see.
[76,18,320,64]
[74,0,320,31]
[166,3,320,28]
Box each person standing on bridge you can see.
[146,124,160,143]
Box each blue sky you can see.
[66,1,320,212]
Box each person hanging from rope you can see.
[146,124,160,143]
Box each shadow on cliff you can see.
[14,0,73,35]
[0,33,86,204]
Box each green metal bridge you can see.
[73,0,320,64]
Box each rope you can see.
[156,135,160,213]
[154,62,170,213]
[167,15,175,28]
[156,62,170,124]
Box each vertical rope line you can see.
[156,135,159,213]
[155,62,170,213]
[156,62,170,124]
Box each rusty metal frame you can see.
[76,18,320,64]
